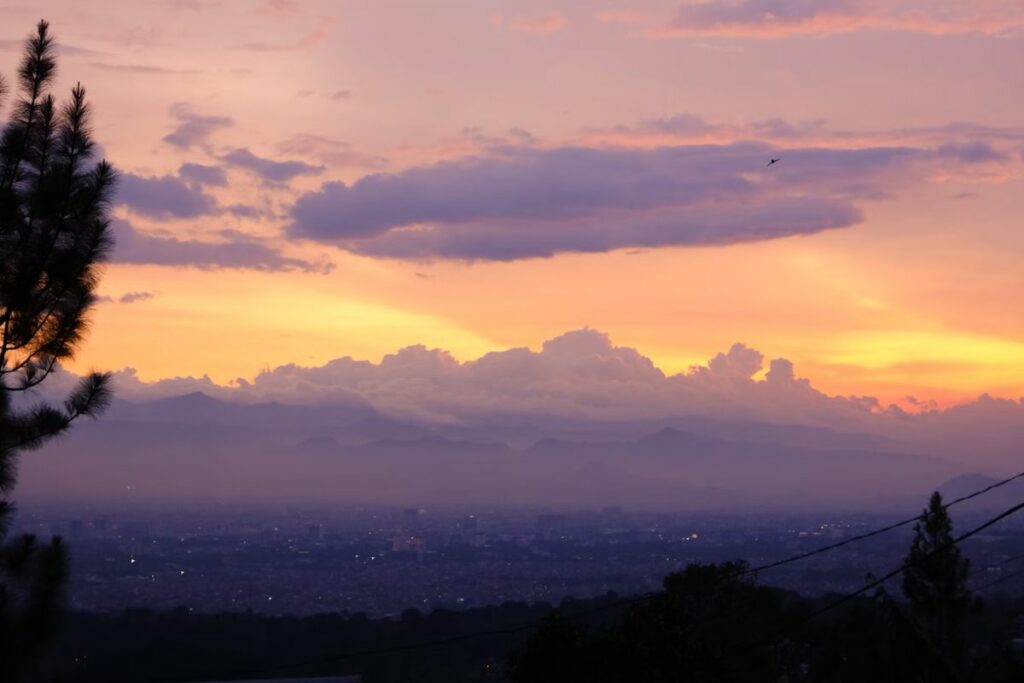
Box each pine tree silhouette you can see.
[902,491,974,681]
[0,20,115,681]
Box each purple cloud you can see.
[179,162,228,187]
[283,116,1024,262]
[345,197,862,260]
[222,148,324,183]
[111,220,333,273]
[661,0,1024,36]
[223,204,272,219]
[96,291,156,304]
[119,291,156,304]
[671,0,856,31]
[117,172,217,219]
[291,145,759,238]
[163,103,234,149]
[934,141,1008,164]
[287,141,928,260]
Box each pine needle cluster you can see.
[0,21,115,680]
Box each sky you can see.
[3,0,1024,410]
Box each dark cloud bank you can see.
[288,140,1003,261]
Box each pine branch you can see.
[0,21,116,677]
[1,21,57,192]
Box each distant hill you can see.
[106,391,382,438]
[18,402,967,510]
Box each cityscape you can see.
[19,503,1024,618]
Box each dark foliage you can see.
[0,21,115,681]
[507,562,798,683]
[46,585,1024,683]
[902,491,976,678]
[54,598,577,683]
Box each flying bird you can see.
[767,158,781,167]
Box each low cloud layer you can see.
[64,328,901,428]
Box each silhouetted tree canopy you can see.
[507,562,795,683]
[0,20,115,681]
[901,491,976,680]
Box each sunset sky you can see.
[3,0,1024,409]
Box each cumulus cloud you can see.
[660,0,1024,37]
[222,147,324,183]
[81,327,878,429]
[287,141,961,260]
[162,103,234,149]
[117,172,218,219]
[111,219,334,272]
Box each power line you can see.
[739,469,1024,578]
[151,470,1024,682]
[777,497,1024,638]
[968,551,1024,583]
[716,496,1024,659]
[975,564,1024,592]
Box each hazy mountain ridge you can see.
[17,393,971,510]
[99,392,906,451]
